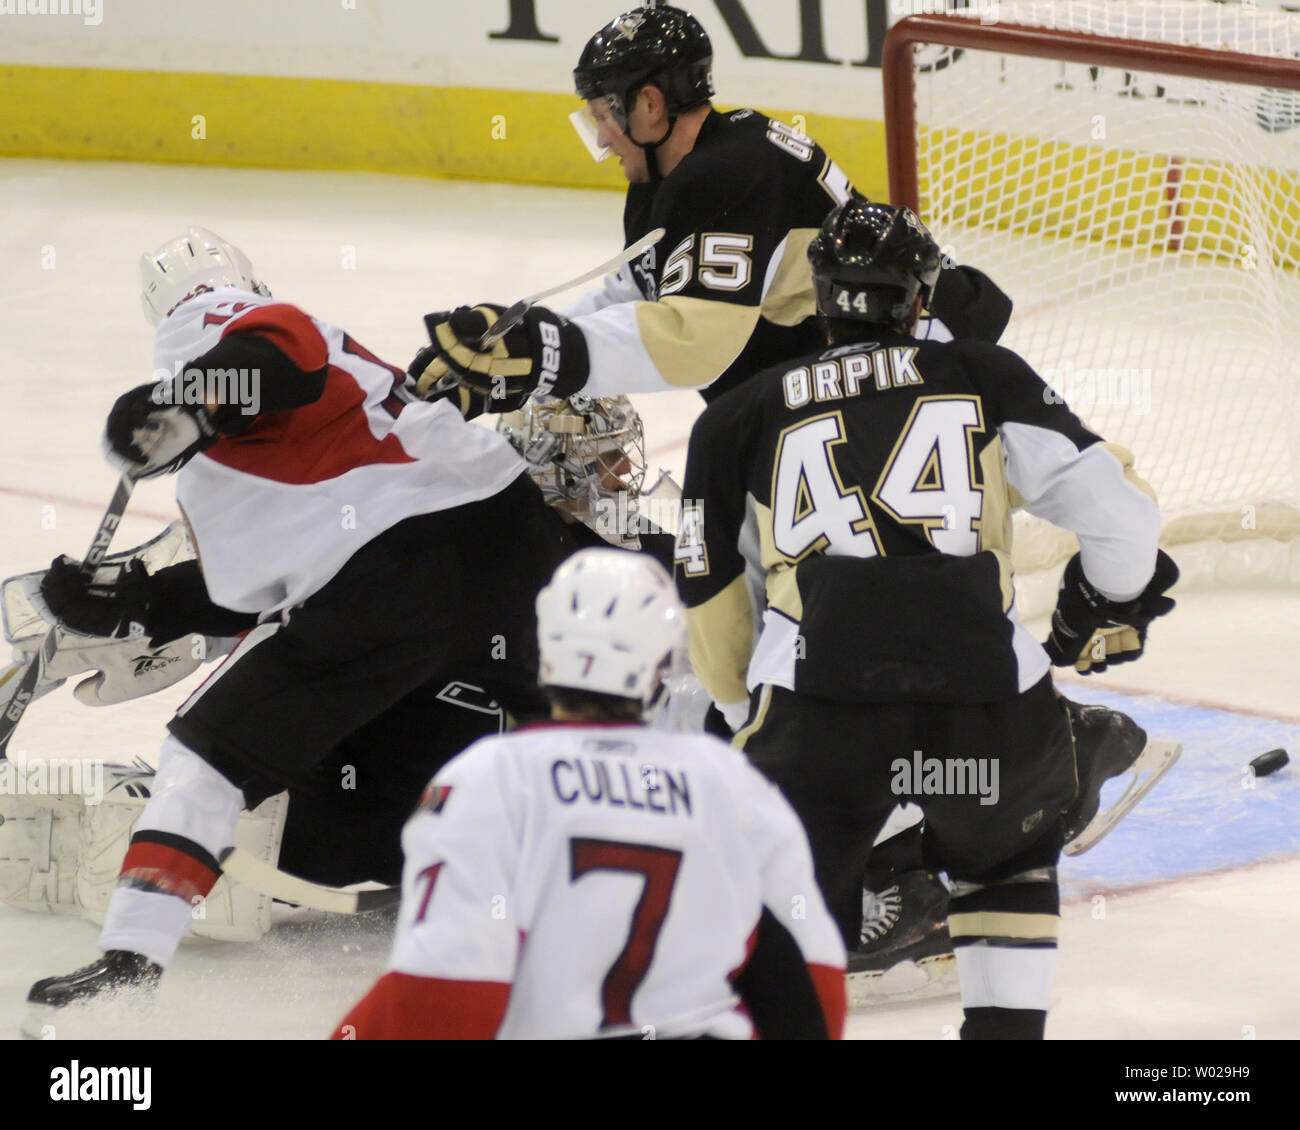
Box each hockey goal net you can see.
[884,1,1300,608]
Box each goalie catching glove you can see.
[1044,550,1179,674]
[414,304,589,410]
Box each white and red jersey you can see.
[335,721,847,1040]
[154,288,523,615]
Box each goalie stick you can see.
[0,473,136,759]
[218,846,400,914]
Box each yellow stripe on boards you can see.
[0,66,890,197]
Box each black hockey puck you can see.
[1249,749,1289,777]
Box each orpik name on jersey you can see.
[675,331,1161,708]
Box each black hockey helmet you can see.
[574,3,714,133]
[808,198,942,329]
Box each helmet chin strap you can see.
[627,113,677,181]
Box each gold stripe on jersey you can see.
[685,573,755,707]
[732,684,774,750]
[1100,442,1159,502]
[759,229,819,327]
[636,297,760,388]
[976,436,1016,612]
[947,911,1060,942]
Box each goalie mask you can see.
[571,3,714,165]
[497,395,649,548]
[140,226,270,327]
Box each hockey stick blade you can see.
[1063,739,1181,856]
[0,473,135,759]
[218,846,400,914]
[478,226,666,349]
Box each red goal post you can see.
[883,14,1300,213]
[880,6,1300,599]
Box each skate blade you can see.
[1064,739,1181,856]
[847,953,958,1009]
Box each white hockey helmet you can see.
[536,548,686,704]
[139,226,268,326]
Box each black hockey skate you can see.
[1060,696,1181,855]
[846,869,957,1007]
[1061,697,1147,844]
[27,950,161,1009]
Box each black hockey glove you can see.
[40,554,152,640]
[1044,550,1179,674]
[415,304,589,410]
[407,343,491,420]
[103,381,222,479]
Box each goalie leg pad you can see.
[78,749,288,944]
[0,771,84,913]
[79,784,287,944]
[3,756,288,945]
[189,790,286,943]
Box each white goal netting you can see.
[897,1,1300,598]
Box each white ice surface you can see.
[1,159,1296,1039]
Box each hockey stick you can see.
[477,225,666,349]
[0,473,136,760]
[218,846,400,914]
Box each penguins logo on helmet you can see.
[616,11,646,39]
[570,4,714,172]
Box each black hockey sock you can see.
[961,1006,1047,1040]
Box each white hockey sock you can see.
[98,885,204,968]
[953,942,1056,1011]
[97,736,244,968]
